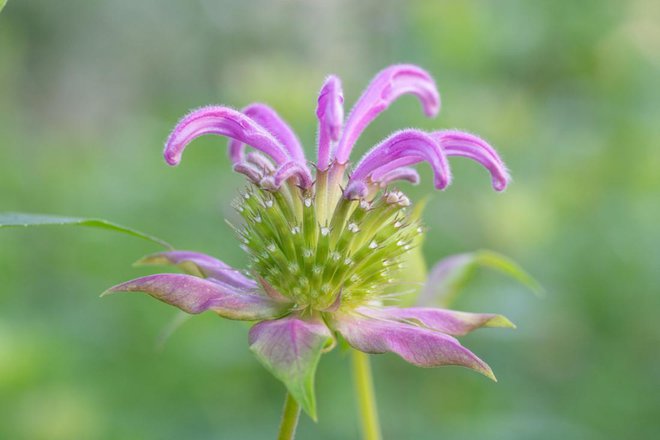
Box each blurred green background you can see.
[1,0,659,438]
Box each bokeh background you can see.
[1,0,659,438]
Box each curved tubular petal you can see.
[357,306,515,336]
[377,167,420,187]
[103,274,288,320]
[316,75,344,170]
[228,103,306,163]
[343,180,370,200]
[246,151,275,173]
[249,314,333,419]
[273,161,314,189]
[233,162,264,184]
[334,64,440,165]
[348,130,451,195]
[369,156,423,181]
[135,251,257,290]
[164,106,290,167]
[432,130,510,191]
[332,313,495,380]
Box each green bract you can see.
[232,183,422,312]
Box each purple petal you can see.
[273,161,314,189]
[369,156,423,181]
[233,161,264,184]
[334,64,440,165]
[103,274,288,320]
[376,167,420,187]
[346,129,451,197]
[332,313,495,380]
[249,314,333,419]
[358,306,515,336]
[134,251,257,290]
[316,75,344,170]
[432,130,510,191]
[343,180,369,200]
[245,151,275,173]
[164,106,290,167]
[228,103,306,163]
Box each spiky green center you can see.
[232,180,423,311]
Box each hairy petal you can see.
[432,130,510,191]
[228,103,306,163]
[332,313,495,380]
[376,167,420,187]
[316,75,344,170]
[233,161,264,184]
[334,64,440,164]
[164,106,290,167]
[245,151,276,173]
[345,130,451,198]
[135,251,257,290]
[103,274,286,320]
[249,314,333,419]
[273,161,314,189]
[369,156,424,181]
[358,306,515,336]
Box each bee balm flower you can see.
[104,64,513,419]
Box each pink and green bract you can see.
[104,64,514,419]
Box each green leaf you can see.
[421,249,543,307]
[0,212,173,249]
[0,0,7,14]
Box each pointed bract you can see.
[332,312,496,380]
[135,251,257,290]
[249,314,333,419]
[359,306,515,336]
[104,274,288,320]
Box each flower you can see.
[103,64,513,419]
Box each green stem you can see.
[352,350,382,440]
[277,393,301,440]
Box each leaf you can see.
[419,249,543,307]
[0,212,173,249]
[0,0,7,14]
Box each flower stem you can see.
[277,392,301,440]
[351,350,382,440]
